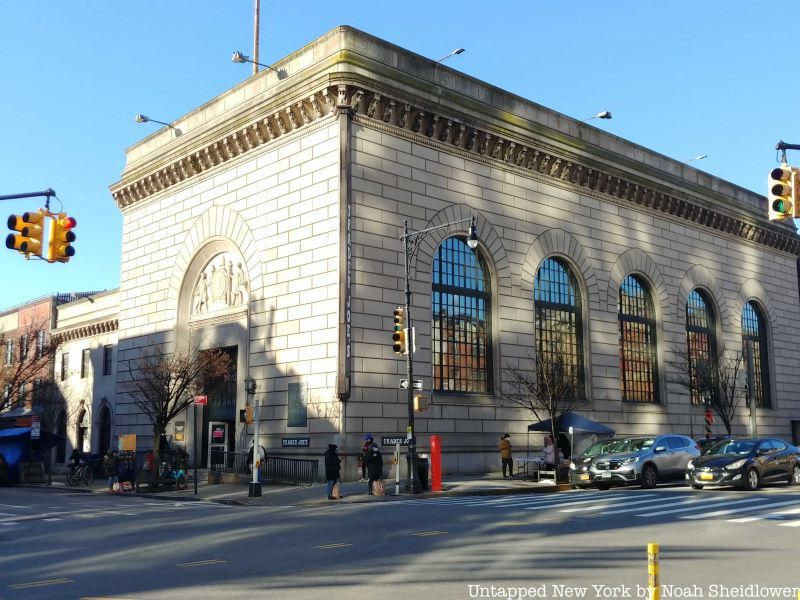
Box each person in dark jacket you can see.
[359,434,373,481]
[324,444,341,500]
[365,443,383,495]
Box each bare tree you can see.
[502,343,582,483]
[0,317,60,414]
[669,342,746,435]
[119,338,230,465]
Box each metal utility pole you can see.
[252,0,260,76]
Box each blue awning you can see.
[0,427,31,438]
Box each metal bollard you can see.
[648,542,659,600]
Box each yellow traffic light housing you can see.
[5,209,45,258]
[768,165,799,220]
[392,307,406,354]
[46,213,77,262]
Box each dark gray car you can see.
[570,435,700,489]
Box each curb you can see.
[14,483,209,503]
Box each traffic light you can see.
[768,165,799,220]
[392,306,406,354]
[6,209,45,258]
[46,213,77,262]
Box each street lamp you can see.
[685,155,708,163]
[135,114,181,136]
[245,376,261,497]
[583,111,612,122]
[231,51,284,77]
[400,215,478,493]
[436,47,466,63]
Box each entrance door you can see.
[208,422,230,466]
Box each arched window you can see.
[686,289,718,405]
[619,275,659,403]
[98,404,112,455]
[534,257,585,401]
[742,301,771,408]
[432,237,492,393]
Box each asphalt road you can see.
[2,484,800,600]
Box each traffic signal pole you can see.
[0,189,57,206]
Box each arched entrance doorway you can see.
[76,409,90,453]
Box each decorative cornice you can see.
[112,83,799,256]
[54,319,118,343]
[188,310,248,330]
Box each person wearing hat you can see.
[359,434,373,482]
[365,443,384,495]
[499,433,513,478]
[324,444,341,500]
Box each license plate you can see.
[579,474,589,481]
[699,473,714,481]
[599,471,611,479]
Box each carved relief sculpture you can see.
[191,253,250,316]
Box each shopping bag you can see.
[373,479,385,496]
[331,481,341,499]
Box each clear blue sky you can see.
[0,1,793,310]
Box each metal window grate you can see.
[619,275,659,403]
[742,301,770,409]
[686,289,717,405]
[432,237,492,393]
[534,257,584,400]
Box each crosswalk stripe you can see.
[599,497,705,515]
[524,494,658,511]
[637,497,764,517]
[778,519,800,527]
[681,499,800,520]
[728,506,800,523]
[561,497,669,513]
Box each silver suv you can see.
[569,435,700,490]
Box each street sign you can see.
[30,416,41,439]
[399,379,423,390]
[194,395,208,405]
[382,436,409,446]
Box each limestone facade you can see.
[109,26,800,475]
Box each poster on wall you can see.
[119,434,137,451]
[174,422,185,442]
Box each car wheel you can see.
[745,468,760,491]
[641,465,658,489]
[789,466,800,486]
[691,484,704,490]
[596,483,611,491]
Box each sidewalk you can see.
[18,471,565,506]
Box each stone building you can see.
[109,26,800,476]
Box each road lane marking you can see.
[680,499,800,520]
[413,530,448,537]
[0,503,32,510]
[315,543,353,549]
[728,506,800,523]
[637,497,763,517]
[778,519,800,527]
[176,559,227,568]
[561,497,668,513]
[9,578,73,590]
[495,521,533,526]
[43,518,63,522]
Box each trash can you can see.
[417,455,430,491]
[405,455,430,491]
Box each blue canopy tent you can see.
[0,427,32,483]
[526,412,615,462]
[527,412,615,435]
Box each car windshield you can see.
[704,440,756,456]
[582,440,625,456]
[612,438,655,453]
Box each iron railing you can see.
[209,451,319,487]
[210,450,249,476]
[261,455,318,486]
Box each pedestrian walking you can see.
[104,449,118,491]
[247,442,267,471]
[365,443,383,495]
[324,444,341,500]
[359,434,373,481]
[499,433,513,478]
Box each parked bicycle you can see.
[67,461,95,486]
